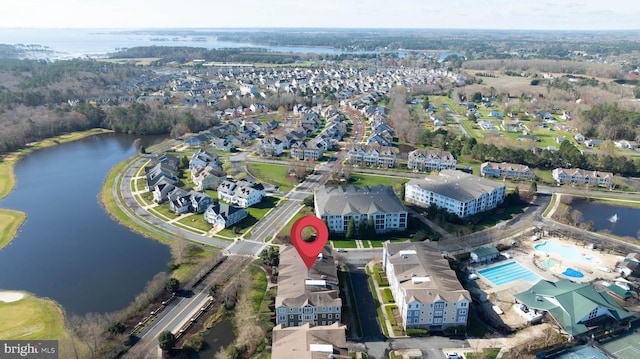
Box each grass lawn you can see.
[331,240,359,248]
[381,288,395,304]
[0,292,88,358]
[349,173,409,188]
[466,348,501,359]
[134,178,146,192]
[0,208,26,250]
[177,214,212,232]
[249,265,268,312]
[100,157,174,245]
[246,196,279,219]
[278,206,314,237]
[149,204,177,221]
[139,191,154,205]
[246,162,294,192]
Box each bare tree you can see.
[171,232,188,266]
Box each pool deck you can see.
[468,235,624,332]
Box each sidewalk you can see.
[366,261,404,338]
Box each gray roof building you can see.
[275,246,341,328]
[314,185,408,233]
[405,170,506,218]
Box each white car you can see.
[445,353,462,359]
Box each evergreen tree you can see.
[529,180,538,194]
[367,216,375,237]
[346,217,356,239]
[158,330,176,351]
[358,218,366,239]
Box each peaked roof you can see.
[514,279,633,336]
[315,185,407,216]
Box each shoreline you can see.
[0,128,113,250]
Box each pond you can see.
[570,199,640,239]
[0,133,171,314]
[193,318,236,358]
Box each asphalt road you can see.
[123,256,249,359]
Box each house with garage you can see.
[189,149,221,170]
[191,165,226,191]
[217,179,266,208]
[204,203,248,228]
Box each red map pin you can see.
[290,216,329,270]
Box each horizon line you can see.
[1,26,639,32]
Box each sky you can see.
[2,0,639,30]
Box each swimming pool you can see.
[478,261,541,286]
[534,241,600,263]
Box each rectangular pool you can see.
[478,261,541,286]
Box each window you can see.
[289,315,294,319]
[328,314,332,319]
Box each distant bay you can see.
[0,28,378,59]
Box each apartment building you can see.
[383,241,471,331]
[405,170,506,218]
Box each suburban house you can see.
[189,149,221,170]
[552,168,614,188]
[217,179,266,208]
[514,279,633,339]
[480,162,534,181]
[291,141,324,160]
[271,323,349,359]
[275,246,342,328]
[210,137,234,151]
[152,179,177,203]
[168,189,214,214]
[614,140,639,149]
[345,144,397,168]
[314,185,408,234]
[407,149,457,172]
[383,241,471,331]
[470,246,500,263]
[190,165,226,191]
[145,162,180,191]
[405,170,506,218]
[204,203,248,228]
[256,136,285,157]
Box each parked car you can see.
[445,353,462,359]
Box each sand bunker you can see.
[0,291,24,303]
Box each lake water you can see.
[0,133,171,314]
[194,318,236,358]
[0,28,380,59]
[571,200,640,239]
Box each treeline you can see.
[420,128,639,176]
[0,103,214,153]
[113,46,302,64]
[579,104,640,141]
[0,58,142,108]
[462,59,624,79]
